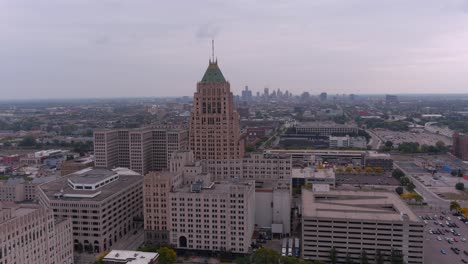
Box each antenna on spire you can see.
[211,39,215,63]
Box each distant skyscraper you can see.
[189,59,244,160]
[241,86,252,101]
[319,92,327,101]
[385,94,399,105]
[264,87,269,97]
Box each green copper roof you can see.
[200,61,226,84]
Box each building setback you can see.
[37,168,143,253]
[189,59,244,160]
[0,202,73,264]
[301,190,424,264]
[203,153,292,181]
[144,151,256,253]
[94,126,188,175]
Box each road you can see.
[394,162,450,211]
[366,129,382,150]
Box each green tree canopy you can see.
[406,181,416,192]
[450,201,461,212]
[329,247,338,264]
[252,248,280,264]
[395,187,404,195]
[157,247,177,264]
[392,169,405,180]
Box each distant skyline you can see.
[1,0,468,99]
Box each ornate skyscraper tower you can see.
[189,51,244,160]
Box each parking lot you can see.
[422,212,468,264]
[395,158,468,201]
[372,129,452,147]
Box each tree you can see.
[392,169,405,180]
[345,253,354,264]
[460,207,468,218]
[389,248,404,264]
[360,250,369,264]
[329,247,338,264]
[138,244,158,252]
[374,167,383,174]
[385,141,393,148]
[18,136,36,147]
[365,167,374,174]
[395,187,404,195]
[435,141,446,151]
[450,201,461,212]
[235,256,251,264]
[280,256,302,264]
[252,248,279,264]
[455,182,465,191]
[375,249,384,264]
[399,177,410,186]
[413,193,423,204]
[406,181,416,192]
[245,145,255,152]
[157,247,176,264]
[345,166,353,173]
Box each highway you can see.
[366,129,382,150]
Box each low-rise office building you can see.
[301,190,424,264]
[295,122,358,136]
[0,175,58,202]
[329,135,367,149]
[292,168,335,189]
[0,202,73,264]
[38,167,143,253]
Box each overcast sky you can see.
[1,0,468,99]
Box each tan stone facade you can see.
[203,153,292,181]
[143,151,256,253]
[0,202,73,264]
[189,61,244,160]
[37,168,143,254]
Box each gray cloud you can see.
[196,23,221,40]
[0,0,468,99]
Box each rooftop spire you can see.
[211,39,215,63]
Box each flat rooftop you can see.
[302,189,419,222]
[296,122,357,128]
[292,168,335,179]
[103,250,159,264]
[173,180,254,194]
[39,168,142,202]
[68,168,116,184]
[0,202,40,223]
